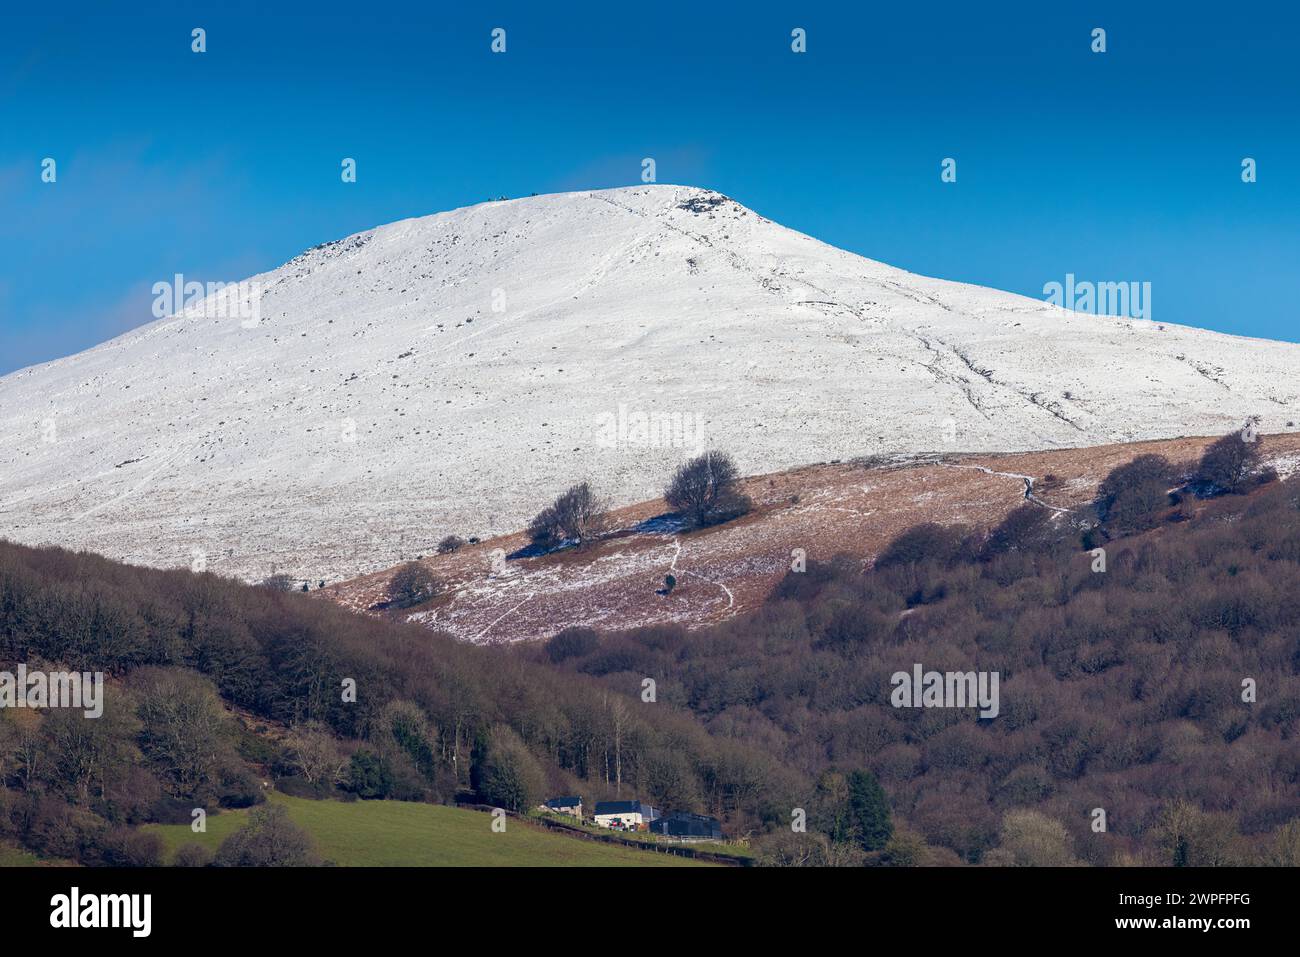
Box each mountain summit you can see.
[2,185,1297,581]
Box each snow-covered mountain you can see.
[2,185,1297,583]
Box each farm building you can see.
[592,800,660,831]
[649,812,723,840]
[541,796,583,819]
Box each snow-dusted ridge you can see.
[2,184,1297,582]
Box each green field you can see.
[0,840,67,867]
[145,794,711,867]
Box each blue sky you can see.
[2,0,1296,374]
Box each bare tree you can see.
[285,721,346,786]
[388,561,440,609]
[436,535,466,554]
[527,481,607,548]
[214,804,318,867]
[0,709,42,790]
[132,668,230,800]
[1197,429,1262,494]
[664,450,751,527]
[601,693,630,797]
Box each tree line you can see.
[0,524,799,864]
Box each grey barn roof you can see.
[593,800,659,817]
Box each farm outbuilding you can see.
[541,796,583,819]
[649,812,723,840]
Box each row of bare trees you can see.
[378,450,754,609]
[526,449,753,551]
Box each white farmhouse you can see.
[592,800,660,831]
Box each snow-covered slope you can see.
[2,185,1297,582]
